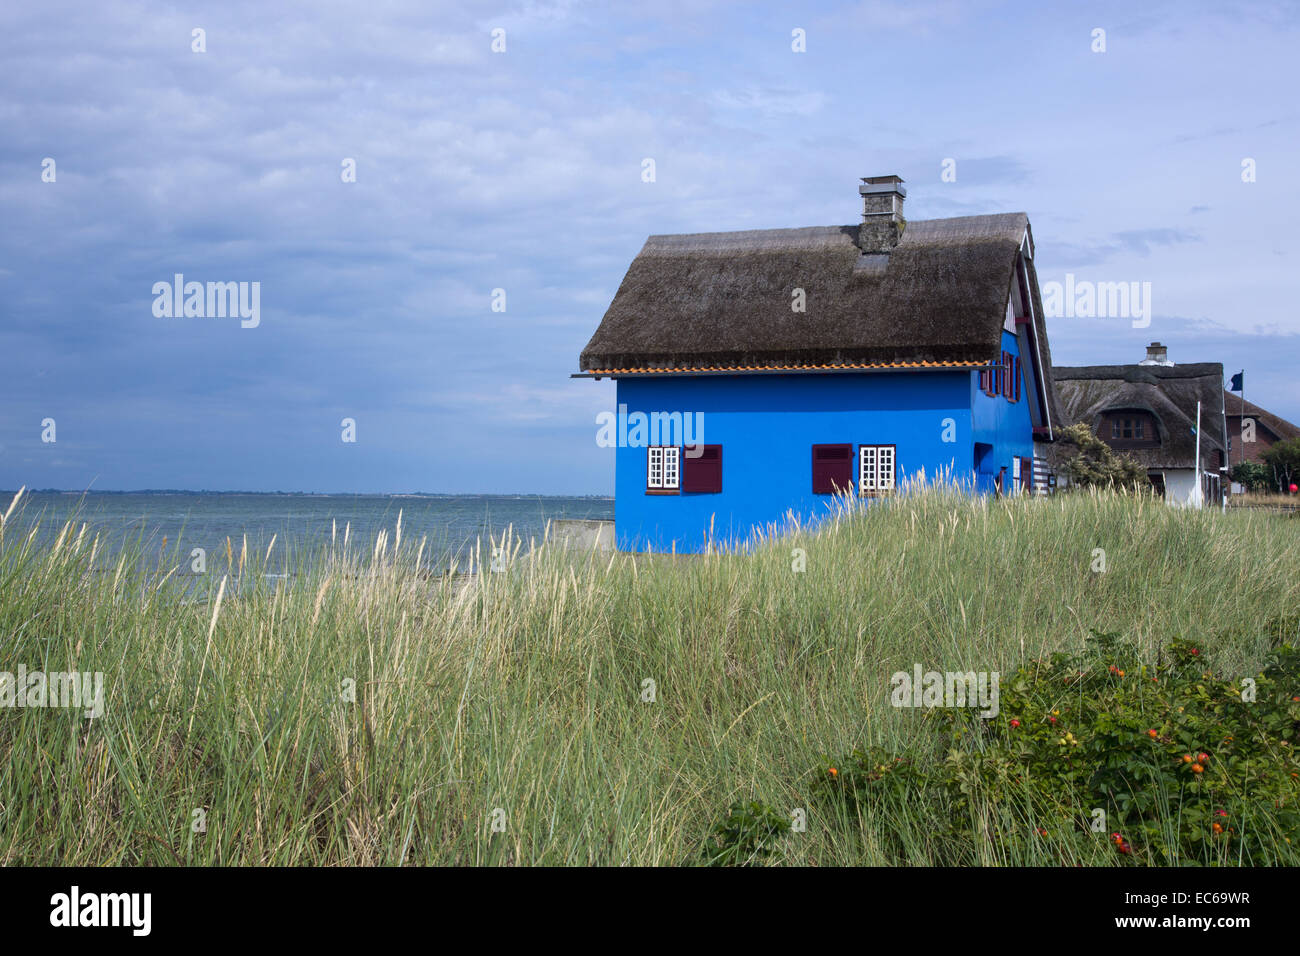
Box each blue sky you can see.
[1,0,1296,494]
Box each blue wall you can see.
[614,371,976,552]
[970,330,1035,495]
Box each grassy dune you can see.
[1,487,1297,865]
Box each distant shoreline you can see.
[3,490,614,499]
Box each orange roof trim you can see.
[586,360,986,375]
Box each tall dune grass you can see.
[0,485,1296,865]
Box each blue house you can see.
[577,176,1062,553]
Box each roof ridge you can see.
[643,212,1029,245]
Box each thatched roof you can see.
[1051,364,1227,470]
[1223,392,1300,443]
[579,213,1056,383]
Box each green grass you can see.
[0,486,1296,865]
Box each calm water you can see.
[4,492,614,574]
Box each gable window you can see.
[1103,411,1159,449]
[999,351,1021,401]
[859,444,896,497]
[1111,417,1144,440]
[812,444,853,494]
[681,444,722,493]
[647,445,680,492]
[980,365,998,397]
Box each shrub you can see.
[701,801,791,866]
[816,633,1300,865]
[1262,437,1300,493]
[1230,461,1270,493]
[1057,423,1148,491]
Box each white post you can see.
[1194,399,1202,508]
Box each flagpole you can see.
[1194,399,1202,508]
[1221,374,1227,513]
[1238,371,1246,502]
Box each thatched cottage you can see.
[576,175,1061,552]
[1051,343,1228,506]
[1222,391,1300,467]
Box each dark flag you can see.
[1230,371,1244,392]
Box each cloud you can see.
[710,87,828,116]
[1,0,1296,493]
[1038,228,1200,267]
[1112,228,1201,257]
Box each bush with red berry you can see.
[813,629,1300,865]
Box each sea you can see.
[2,491,614,575]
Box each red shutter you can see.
[682,445,722,493]
[1013,357,1021,401]
[812,444,853,494]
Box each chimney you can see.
[1140,342,1173,366]
[858,175,906,253]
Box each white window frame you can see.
[647,445,680,492]
[859,444,895,497]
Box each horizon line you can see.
[2,488,614,498]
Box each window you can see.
[1111,417,1145,440]
[681,444,722,493]
[859,444,896,497]
[999,351,1021,401]
[1148,471,1165,499]
[647,445,680,492]
[983,355,1020,400]
[812,444,853,494]
[1007,354,1021,402]
[1104,411,1159,448]
[1011,456,1033,494]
